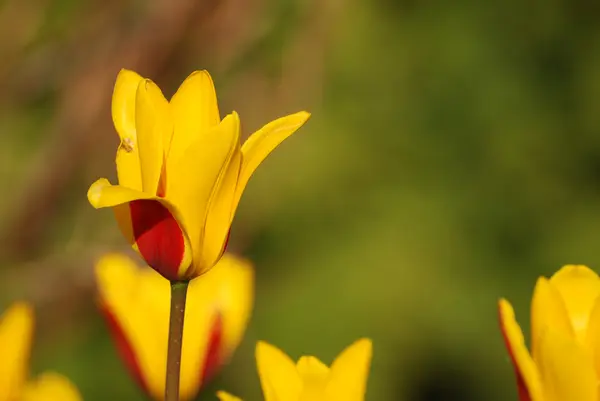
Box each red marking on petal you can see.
[217,230,232,262]
[200,313,224,385]
[498,305,531,401]
[101,304,150,396]
[130,199,184,280]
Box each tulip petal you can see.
[97,253,253,401]
[326,338,372,401]
[0,303,33,401]
[233,111,310,210]
[584,295,600,380]
[256,341,302,401]
[88,179,192,280]
[184,255,254,395]
[216,391,243,401]
[135,79,171,195]
[169,70,221,164]
[498,299,542,401]
[167,113,240,276]
[96,254,170,401]
[112,69,144,191]
[530,278,574,362]
[537,328,597,401]
[201,146,242,270]
[21,372,82,401]
[549,265,600,341]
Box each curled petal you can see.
[88,179,192,280]
[112,69,144,191]
[233,111,310,211]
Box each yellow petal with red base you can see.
[498,299,543,401]
[95,253,253,401]
[549,265,600,341]
[0,303,33,401]
[88,178,193,280]
[91,69,310,279]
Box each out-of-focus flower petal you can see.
[550,265,600,341]
[21,372,82,401]
[216,391,243,401]
[537,328,597,401]
[498,299,542,401]
[530,277,574,361]
[256,341,302,401]
[0,303,33,401]
[326,338,372,401]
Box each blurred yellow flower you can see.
[217,338,372,401]
[95,252,253,401]
[88,69,310,281]
[499,264,600,401]
[0,303,81,401]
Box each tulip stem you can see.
[165,280,189,401]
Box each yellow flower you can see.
[217,338,372,401]
[87,69,310,281]
[95,252,253,401]
[499,264,600,401]
[0,303,81,401]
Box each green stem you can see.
[165,280,189,401]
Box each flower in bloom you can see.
[87,69,311,281]
[0,303,81,401]
[499,264,600,401]
[217,338,372,401]
[95,252,253,401]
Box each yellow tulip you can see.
[0,303,81,401]
[217,338,372,401]
[95,252,253,401]
[88,69,310,280]
[499,264,600,401]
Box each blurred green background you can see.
[2,0,600,400]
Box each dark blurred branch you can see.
[1,0,218,260]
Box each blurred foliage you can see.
[2,0,600,400]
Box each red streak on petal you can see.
[101,304,150,396]
[217,230,232,261]
[200,313,224,385]
[498,305,531,401]
[130,199,184,280]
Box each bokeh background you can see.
[2,0,600,400]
